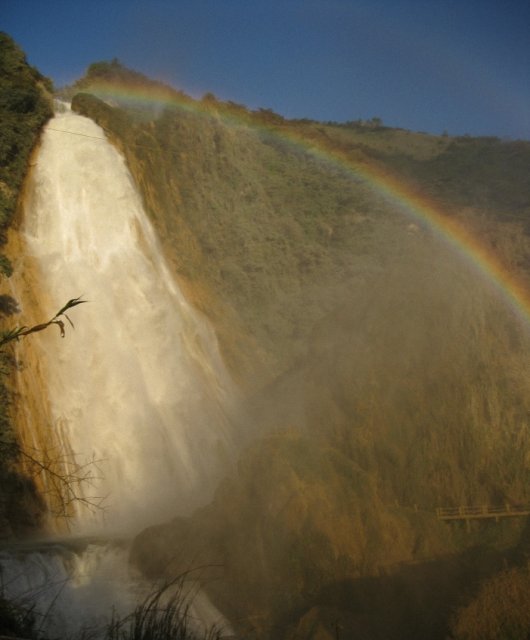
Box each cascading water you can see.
[16,106,239,534]
[1,105,238,636]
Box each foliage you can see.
[0,32,52,232]
[72,89,389,382]
[451,565,530,640]
[297,121,530,230]
[0,578,222,640]
[85,58,156,88]
[106,578,223,640]
[71,63,530,639]
[0,254,12,277]
[60,58,192,123]
[0,35,53,520]
[4,54,530,638]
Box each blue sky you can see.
[2,0,530,139]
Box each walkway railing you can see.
[436,504,530,522]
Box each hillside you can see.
[69,63,530,379]
[2,50,530,638]
[0,32,52,536]
[65,63,530,638]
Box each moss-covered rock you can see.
[0,32,52,538]
[0,32,52,234]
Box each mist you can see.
[2,49,530,640]
[13,107,242,534]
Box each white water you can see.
[0,541,231,638]
[18,108,239,535]
[0,542,138,637]
[3,106,240,637]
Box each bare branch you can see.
[0,296,87,348]
[0,438,107,521]
[0,296,98,522]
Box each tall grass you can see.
[0,593,40,639]
[0,577,227,640]
[105,578,225,640]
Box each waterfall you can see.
[0,106,238,636]
[12,107,239,535]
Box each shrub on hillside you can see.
[451,565,530,640]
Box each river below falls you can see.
[0,537,232,638]
[3,103,239,638]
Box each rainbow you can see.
[75,78,530,324]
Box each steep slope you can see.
[130,237,530,638]
[71,89,396,385]
[0,32,52,537]
[3,52,530,637]
[69,64,530,383]
[0,32,52,236]
[66,65,530,638]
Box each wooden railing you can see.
[436,504,530,522]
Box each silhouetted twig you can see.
[0,296,87,348]
[0,438,106,521]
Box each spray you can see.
[14,107,239,534]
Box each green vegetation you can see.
[287,120,530,226]
[2,49,530,638]
[70,63,530,384]
[69,61,530,639]
[0,32,52,235]
[451,564,530,640]
[71,85,396,382]
[0,32,53,541]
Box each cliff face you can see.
[4,51,530,635]
[0,33,52,538]
[70,89,408,386]
[68,74,530,638]
[0,32,52,236]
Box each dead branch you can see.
[0,296,87,348]
[0,438,107,521]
